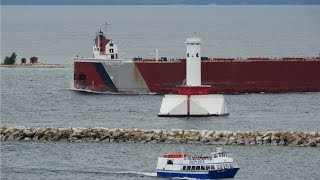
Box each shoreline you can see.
[1,127,319,147]
[0,64,71,68]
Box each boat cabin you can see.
[157,150,237,172]
[92,30,119,60]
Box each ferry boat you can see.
[156,147,239,179]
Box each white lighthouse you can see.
[186,35,201,86]
[158,34,228,117]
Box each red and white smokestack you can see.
[185,35,202,86]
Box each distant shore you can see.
[0,64,71,68]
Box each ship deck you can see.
[133,57,320,63]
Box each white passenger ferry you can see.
[156,147,239,179]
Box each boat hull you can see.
[74,58,320,94]
[157,168,239,179]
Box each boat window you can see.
[183,166,186,170]
[187,166,191,170]
[167,160,173,165]
[211,165,215,170]
[196,53,199,57]
[191,166,195,171]
[196,166,200,171]
[201,166,205,170]
[206,166,210,170]
[187,53,189,57]
[214,154,218,158]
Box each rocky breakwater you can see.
[1,127,319,147]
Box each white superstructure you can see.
[92,30,119,60]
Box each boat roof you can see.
[163,153,187,158]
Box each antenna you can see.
[156,48,158,61]
[104,22,111,36]
[180,146,185,156]
[193,32,197,38]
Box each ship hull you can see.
[74,58,320,94]
[157,168,239,179]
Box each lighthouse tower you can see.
[158,35,228,117]
[186,35,201,86]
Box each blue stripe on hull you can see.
[157,168,239,179]
[94,62,118,92]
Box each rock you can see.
[229,136,236,141]
[262,136,271,142]
[308,140,317,147]
[24,137,31,141]
[271,140,278,146]
[278,140,286,146]
[236,139,245,145]
[180,138,187,143]
[250,141,256,145]
[292,137,304,146]
[32,135,39,141]
[6,134,14,141]
[314,137,320,143]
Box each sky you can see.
[2,0,320,5]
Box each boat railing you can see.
[201,56,320,62]
[185,156,212,160]
[133,58,182,62]
[132,56,320,62]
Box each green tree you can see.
[3,52,17,65]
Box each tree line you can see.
[2,53,17,65]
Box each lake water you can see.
[1,5,320,180]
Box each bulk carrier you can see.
[74,30,320,94]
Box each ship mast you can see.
[104,22,111,38]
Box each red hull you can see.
[74,58,320,94]
[134,58,320,94]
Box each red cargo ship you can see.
[74,30,320,94]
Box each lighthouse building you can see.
[158,35,228,117]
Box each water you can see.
[1,142,320,180]
[1,67,320,131]
[1,5,320,180]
